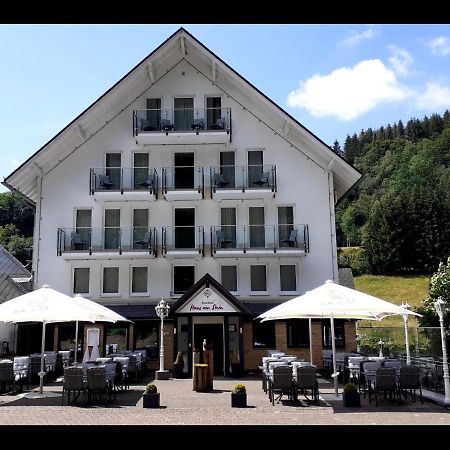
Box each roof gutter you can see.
[1,180,36,209]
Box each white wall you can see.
[35,60,335,304]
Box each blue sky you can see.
[1,24,450,192]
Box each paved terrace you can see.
[0,373,449,426]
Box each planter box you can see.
[231,392,247,408]
[342,392,361,407]
[143,392,160,408]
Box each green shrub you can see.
[144,383,157,394]
[343,383,358,393]
[233,383,246,394]
[338,247,370,276]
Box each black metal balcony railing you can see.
[89,168,158,196]
[210,224,309,255]
[210,165,277,192]
[57,227,157,256]
[162,166,204,196]
[162,226,205,256]
[133,108,231,136]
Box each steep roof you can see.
[4,27,361,202]
[0,245,32,304]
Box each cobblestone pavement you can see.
[0,375,449,426]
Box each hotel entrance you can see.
[171,273,250,377]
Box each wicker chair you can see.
[87,367,108,405]
[373,367,398,406]
[296,366,319,404]
[269,365,293,405]
[62,367,85,405]
[398,365,423,404]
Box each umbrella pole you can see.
[74,321,79,364]
[39,321,46,395]
[309,318,313,365]
[330,314,339,397]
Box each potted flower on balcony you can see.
[143,383,160,408]
[342,382,361,407]
[231,383,247,407]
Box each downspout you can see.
[327,161,338,281]
[32,175,43,288]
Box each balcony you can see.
[162,226,204,259]
[210,165,276,201]
[162,166,204,201]
[89,168,158,201]
[133,108,231,145]
[57,227,157,260]
[210,224,309,258]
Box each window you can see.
[131,267,148,294]
[103,267,119,294]
[278,206,294,245]
[75,209,92,248]
[133,209,149,249]
[133,153,150,189]
[249,207,265,248]
[247,150,263,187]
[174,97,194,131]
[104,209,120,250]
[73,268,89,294]
[105,326,128,354]
[286,319,310,347]
[252,320,275,348]
[105,153,121,189]
[221,208,236,247]
[280,265,297,292]
[250,265,267,292]
[221,266,237,292]
[146,98,161,130]
[206,96,221,128]
[322,319,346,349]
[173,266,195,294]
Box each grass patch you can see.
[354,274,430,327]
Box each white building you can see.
[4,28,361,374]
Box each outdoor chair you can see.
[137,176,154,189]
[99,175,114,189]
[373,367,398,406]
[87,367,109,406]
[213,172,231,188]
[269,365,293,405]
[134,231,151,250]
[280,229,298,248]
[0,362,16,394]
[62,367,86,406]
[191,118,204,134]
[253,171,270,187]
[211,117,226,130]
[398,365,423,404]
[216,230,233,249]
[70,232,87,251]
[296,366,319,404]
[359,360,383,398]
[160,119,174,133]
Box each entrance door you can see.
[194,324,224,376]
[174,152,194,189]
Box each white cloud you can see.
[388,45,414,77]
[287,59,413,121]
[416,82,450,110]
[428,36,450,56]
[341,27,376,46]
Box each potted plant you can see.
[342,382,361,407]
[231,383,247,407]
[143,383,160,408]
[173,352,184,378]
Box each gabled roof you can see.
[170,273,252,316]
[0,245,32,304]
[4,27,361,202]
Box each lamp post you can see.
[434,296,450,406]
[155,298,170,380]
[378,339,384,358]
[401,301,411,365]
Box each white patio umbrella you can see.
[257,280,421,396]
[71,294,130,363]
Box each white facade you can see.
[5,29,361,310]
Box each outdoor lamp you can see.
[434,296,450,406]
[401,301,411,365]
[155,298,170,380]
[378,339,384,358]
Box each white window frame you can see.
[72,267,90,297]
[220,263,239,295]
[279,263,299,296]
[100,265,121,298]
[249,264,269,296]
[129,265,150,297]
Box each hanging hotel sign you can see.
[178,288,238,313]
